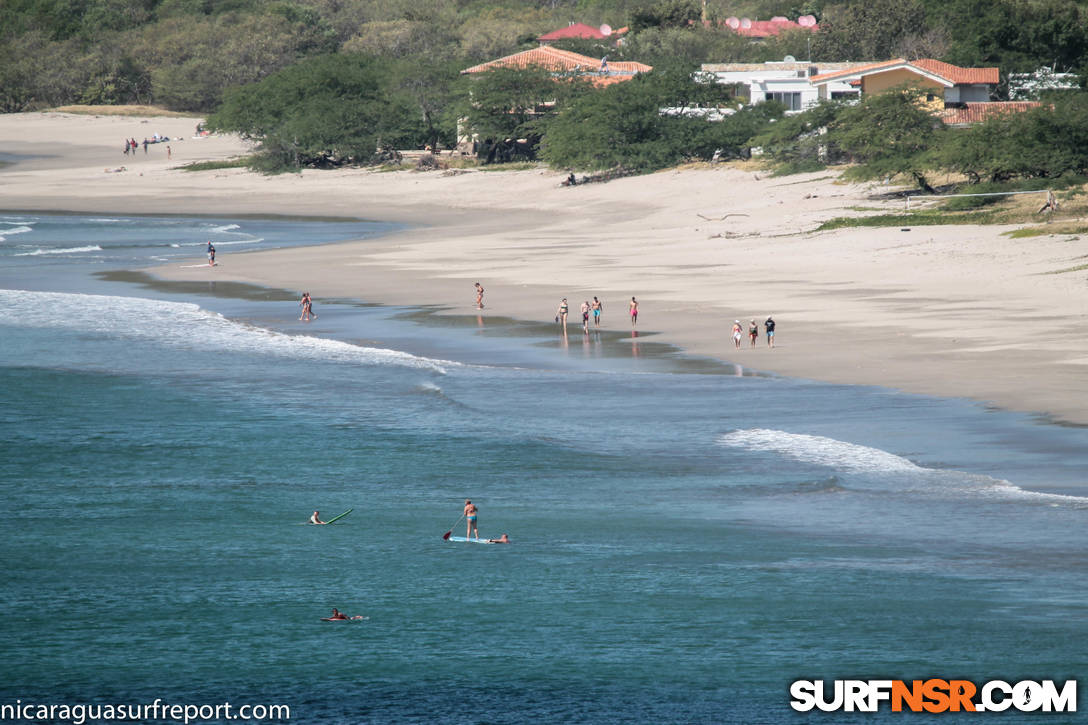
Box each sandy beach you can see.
[3,110,1086,424]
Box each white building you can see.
[699,61,864,113]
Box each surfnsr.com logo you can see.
[790,679,1077,713]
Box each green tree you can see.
[457,66,585,144]
[542,64,775,170]
[828,87,943,190]
[813,0,928,61]
[207,53,421,169]
[750,98,848,168]
[630,0,701,32]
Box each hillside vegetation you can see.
[5,0,1088,192]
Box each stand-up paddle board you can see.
[321,616,367,621]
[446,536,496,544]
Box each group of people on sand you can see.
[299,291,317,321]
[123,135,171,156]
[732,317,776,349]
[553,295,639,333]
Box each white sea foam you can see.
[207,224,242,234]
[0,289,454,374]
[719,428,1088,507]
[15,245,102,256]
[0,225,34,237]
[719,428,921,474]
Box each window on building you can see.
[765,91,801,111]
[830,91,860,100]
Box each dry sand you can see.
[3,111,1087,424]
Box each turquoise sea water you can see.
[1,214,1086,723]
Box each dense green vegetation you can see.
[5,0,1088,180]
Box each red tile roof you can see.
[811,58,999,85]
[937,101,1041,126]
[912,59,999,85]
[732,18,818,37]
[538,22,611,41]
[462,46,650,79]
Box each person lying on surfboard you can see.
[323,608,364,621]
[309,510,326,525]
[487,534,510,544]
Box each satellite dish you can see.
[600,23,612,36]
[783,55,796,62]
[740,18,752,29]
[726,16,740,29]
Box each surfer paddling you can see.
[487,534,510,544]
[323,608,364,621]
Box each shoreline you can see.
[2,111,1087,425]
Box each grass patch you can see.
[1045,263,1088,275]
[476,161,541,172]
[179,157,252,172]
[1005,225,1088,239]
[52,104,195,117]
[817,210,999,230]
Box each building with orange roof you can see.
[937,102,1042,128]
[462,46,651,88]
[458,46,652,155]
[809,58,999,106]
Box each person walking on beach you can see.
[556,298,569,329]
[764,316,775,347]
[748,319,759,347]
[207,241,215,267]
[591,297,603,329]
[732,320,743,349]
[167,145,172,159]
[299,291,316,321]
[629,297,638,326]
[474,282,485,309]
[580,300,591,334]
[464,499,479,540]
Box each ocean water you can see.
[1,213,1086,724]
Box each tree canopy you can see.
[206,53,419,169]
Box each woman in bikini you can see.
[474,282,484,309]
[556,298,569,329]
[464,499,478,540]
[749,319,758,347]
[732,320,743,348]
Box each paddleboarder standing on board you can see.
[310,510,326,525]
[464,499,479,540]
